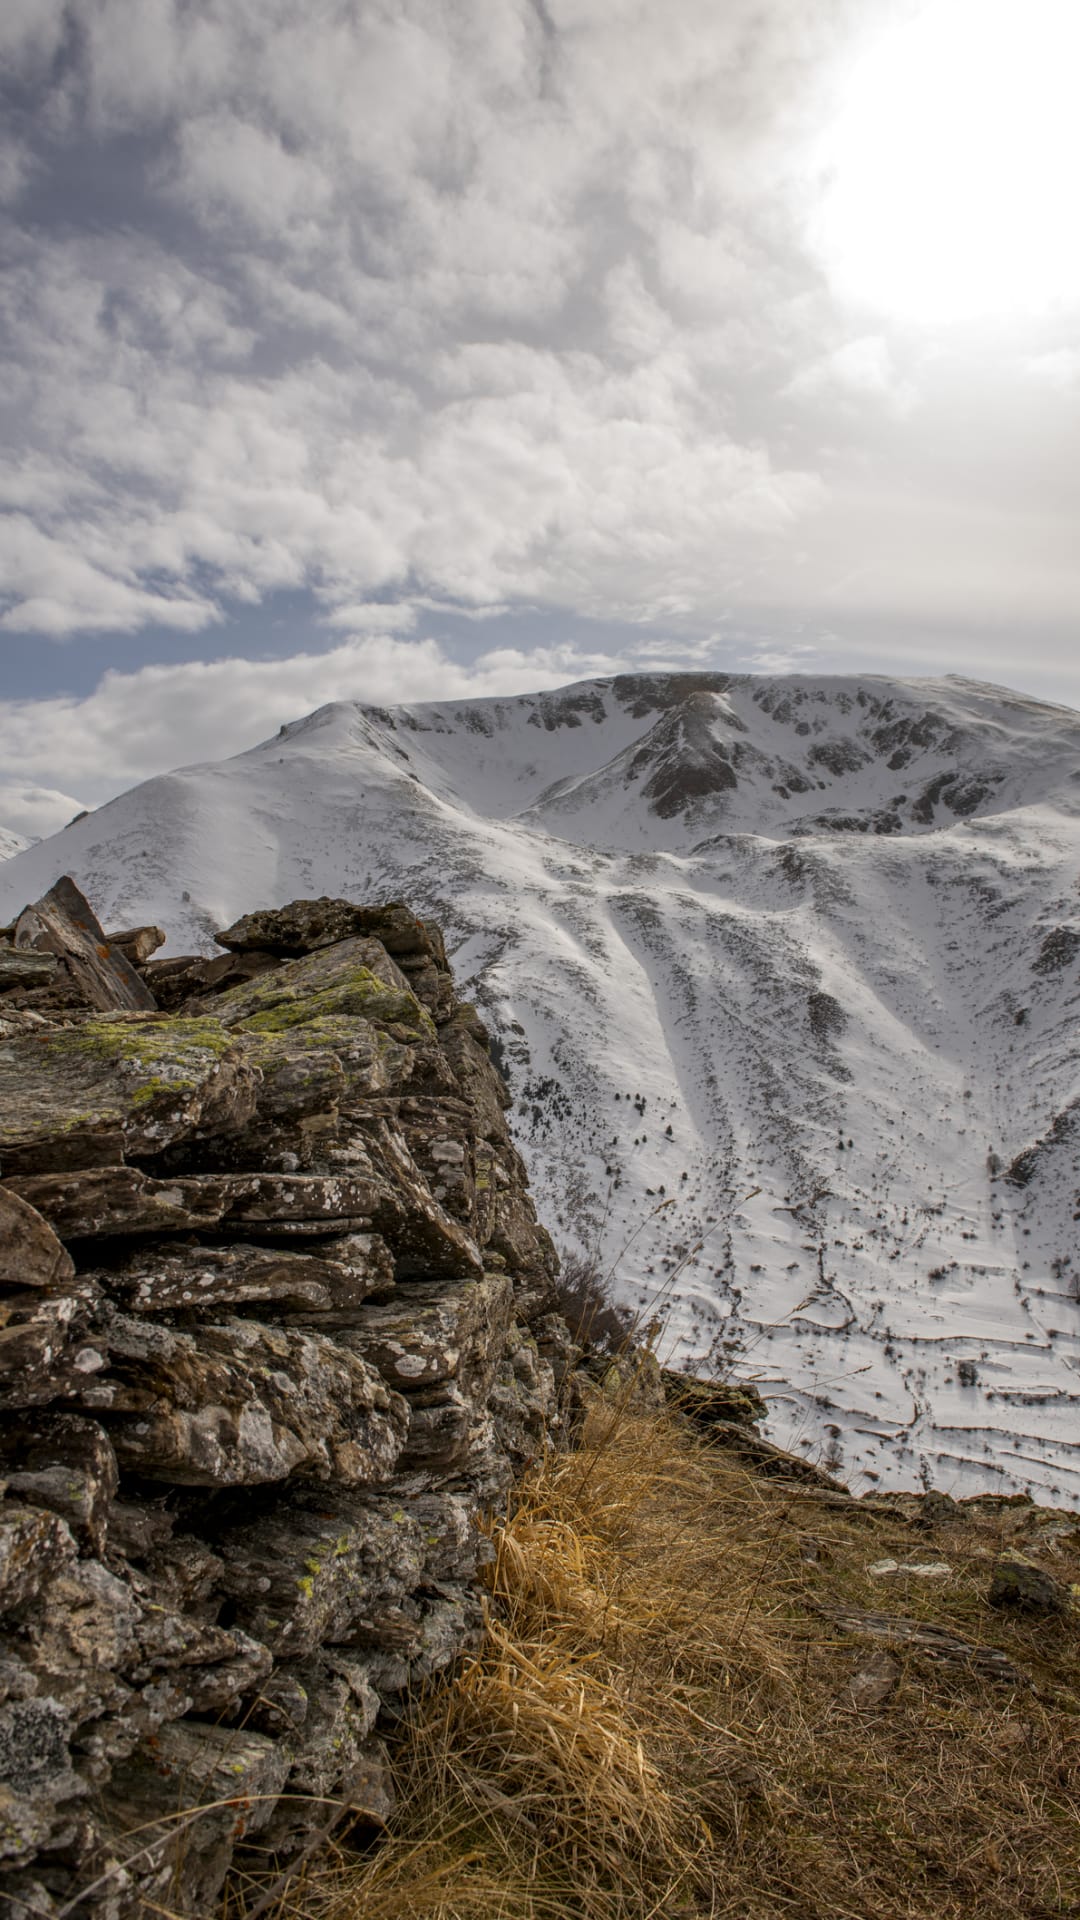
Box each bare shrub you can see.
[550,1252,637,1355]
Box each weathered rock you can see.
[94,1233,394,1318]
[0,1017,259,1175]
[0,889,575,1913]
[2,1167,390,1240]
[103,925,165,965]
[0,1504,78,1617]
[820,1606,1027,1683]
[143,946,280,1009]
[100,1720,291,1917]
[0,1698,89,1869]
[0,1416,118,1557]
[12,876,156,1014]
[0,949,57,992]
[251,1651,383,1856]
[0,1275,106,1409]
[75,1312,409,1487]
[0,1189,75,1291]
[692,1415,849,1491]
[216,897,436,961]
[214,936,425,1036]
[841,1651,901,1710]
[341,1271,513,1395]
[438,1004,511,1142]
[663,1370,768,1430]
[489,1322,559,1468]
[215,1491,427,1658]
[987,1550,1075,1615]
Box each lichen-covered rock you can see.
[2,1166,390,1240]
[75,1312,409,1487]
[0,888,571,1913]
[92,1234,393,1317]
[0,1416,118,1557]
[99,1719,291,1916]
[0,1016,259,1175]
[214,936,429,1037]
[987,1550,1076,1614]
[12,876,155,1015]
[0,1273,106,1409]
[0,1504,77,1616]
[216,897,436,961]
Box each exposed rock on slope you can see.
[0,883,562,1918]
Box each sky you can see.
[1,0,1078,838]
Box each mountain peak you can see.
[2,670,1079,1505]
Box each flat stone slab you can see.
[2,1168,391,1239]
[0,949,58,990]
[95,1233,394,1316]
[0,1017,259,1176]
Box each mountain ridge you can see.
[3,670,1079,1504]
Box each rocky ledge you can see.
[0,882,571,1918]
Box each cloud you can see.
[0,632,641,817]
[0,0,1078,680]
[0,783,88,841]
[0,0,844,644]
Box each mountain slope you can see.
[4,671,1080,1503]
[0,827,30,861]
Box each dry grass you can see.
[231,1378,1080,1920]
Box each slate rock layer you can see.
[0,881,561,1918]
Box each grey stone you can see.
[77,1312,409,1487]
[12,877,155,1014]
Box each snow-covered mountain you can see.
[0,828,30,861]
[4,671,1080,1504]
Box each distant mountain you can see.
[0,827,30,861]
[4,671,1080,1503]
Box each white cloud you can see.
[0,634,637,808]
[1,0,1078,672]
[787,333,912,409]
[0,783,88,841]
[321,603,418,632]
[1022,349,1080,389]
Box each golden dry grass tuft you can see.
[232,1380,1080,1920]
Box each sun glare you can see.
[814,0,1080,325]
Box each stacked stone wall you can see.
[0,883,570,1918]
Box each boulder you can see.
[215,897,437,960]
[213,936,432,1039]
[11,876,156,1013]
[103,926,166,965]
[988,1550,1076,1615]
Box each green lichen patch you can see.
[235,968,435,1040]
[0,1016,241,1158]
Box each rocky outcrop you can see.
[0,885,562,1918]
